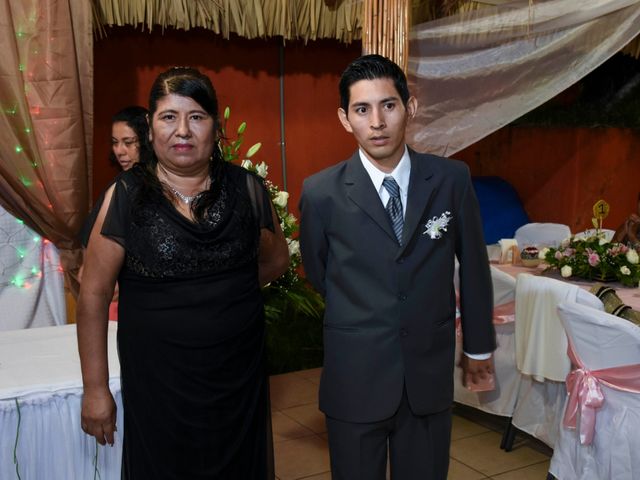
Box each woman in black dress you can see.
[77,67,289,479]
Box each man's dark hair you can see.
[339,54,410,113]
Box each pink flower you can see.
[555,251,564,260]
[588,252,600,267]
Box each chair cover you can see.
[453,265,520,416]
[511,274,603,446]
[0,205,66,330]
[514,223,571,248]
[550,301,640,480]
[514,274,603,382]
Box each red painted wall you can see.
[455,126,639,232]
[95,29,637,236]
[93,27,361,217]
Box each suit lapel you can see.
[344,153,398,244]
[399,151,436,257]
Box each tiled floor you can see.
[270,368,552,480]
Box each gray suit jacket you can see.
[299,149,496,423]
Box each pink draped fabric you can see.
[563,339,640,445]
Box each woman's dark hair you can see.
[134,67,227,223]
[338,54,410,113]
[109,106,150,167]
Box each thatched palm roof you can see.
[91,0,640,57]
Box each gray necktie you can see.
[382,176,403,245]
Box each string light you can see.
[19,175,32,187]
[15,145,23,153]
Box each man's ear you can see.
[406,96,418,120]
[337,108,353,133]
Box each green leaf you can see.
[237,122,247,134]
[246,142,262,158]
[223,106,230,120]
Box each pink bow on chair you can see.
[563,339,640,445]
[564,368,605,445]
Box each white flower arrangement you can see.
[220,107,323,331]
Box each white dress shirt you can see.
[358,147,410,217]
[358,147,491,361]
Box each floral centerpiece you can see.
[541,232,640,287]
[220,108,324,372]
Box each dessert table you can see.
[0,322,122,480]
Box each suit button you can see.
[400,328,409,337]
[398,294,407,301]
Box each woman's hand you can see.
[258,203,290,286]
[81,387,117,446]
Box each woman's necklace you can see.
[166,185,202,204]
[157,164,210,205]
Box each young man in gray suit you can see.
[299,54,496,479]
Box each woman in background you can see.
[110,106,149,171]
[78,106,151,318]
[80,105,150,245]
[77,67,288,479]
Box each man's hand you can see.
[459,354,494,388]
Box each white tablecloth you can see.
[474,263,640,447]
[0,322,122,480]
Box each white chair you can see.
[514,222,571,248]
[550,301,640,480]
[509,274,603,448]
[453,265,519,417]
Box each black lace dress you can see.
[89,164,274,479]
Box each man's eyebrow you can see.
[350,96,400,108]
[350,101,371,109]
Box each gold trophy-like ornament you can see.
[592,199,610,232]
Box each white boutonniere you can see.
[423,211,452,239]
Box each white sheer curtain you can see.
[406,0,640,156]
